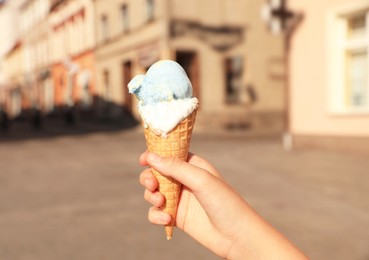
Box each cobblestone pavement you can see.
[0,128,368,260]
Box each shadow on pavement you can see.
[0,106,139,143]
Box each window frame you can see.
[225,56,244,105]
[100,14,109,43]
[147,0,154,23]
[121,4,129,33]
[327,0,369,115]
[103,69,111,101]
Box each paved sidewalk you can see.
[0,129,368,259]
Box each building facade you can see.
[0,0,286,133]
[0,0,22,119]
[2,42,23,118]
[289,0,369,153]
[19,0,51,117]
[95,0,286,132]
[49,0,96,118]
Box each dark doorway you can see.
[176,51,200,101]
[122,61,133,113]
[225,56,243,104]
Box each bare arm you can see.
[139,151,308,259]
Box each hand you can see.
[139,151,308,259]
[139,151,246,257]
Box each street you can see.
[0,128,369,260]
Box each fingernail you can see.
[149,153,162,163]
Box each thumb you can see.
[146,152,214,193]
[146,152,245,218]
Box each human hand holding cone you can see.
[128,60,198,239]
[144,110,197,239]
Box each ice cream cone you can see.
[143,109,197,240]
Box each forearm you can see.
[227,204,308,260]
[141,152,308,259]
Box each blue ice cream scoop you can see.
[128,60,193,105]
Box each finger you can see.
[148,207,171,225]
[144,189,165,207]
[146,152,217,193]
[146,152,245,218]
[139,150,150,166]
[187,153,222,178]
[139,168,158,192]
[142,151,221,178]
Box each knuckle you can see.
[192,169,214,191]
[147,207,158,223]
[144,189,151,202]
[165,156,183,170]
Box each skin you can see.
[139,151,309,260]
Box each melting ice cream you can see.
[128,60,198,137]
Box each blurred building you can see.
[19,0,51,121]
[0,0,22,118]
[0,0,286,133]
[288,0,369,153]
[49,0,96,121]
[94,0,286,132]
[2,42,23,118]
[0,0,20,58]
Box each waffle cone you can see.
[143,109,197,240]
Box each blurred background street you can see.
[1,128,369,260]
[1,0,369,259]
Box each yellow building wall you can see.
[95,0,286,132]
[289,0,369,137]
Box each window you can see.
[147,0,154,22]
[225,56,243,104]
[328,3,369,114]
[101,15,108,42]
[176,51,200,100]
[121,4,129,33]
[345,15,367,107]
[44,79,55,113]
[103,70,110,101]
[78,71,92,109]
[10,89,22,118]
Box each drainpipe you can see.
[260,0,302,151]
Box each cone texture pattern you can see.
[143,110,197,240]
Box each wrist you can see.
[226,241,254,260]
